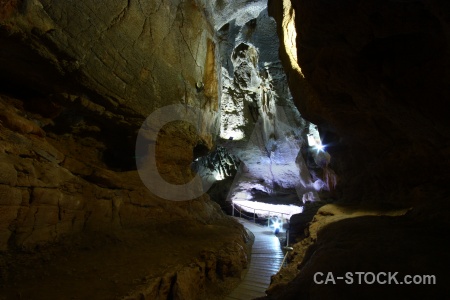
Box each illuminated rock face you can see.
[0,0,335,251]
[1,0,220,124]
[215,7,326,204]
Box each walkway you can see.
[226,218,284,300]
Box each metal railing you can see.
[231,201,291,246]
[231,202,290,225]
[231,201,294,271]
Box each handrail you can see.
[231,201,293,269]
[233,202,294,216]
[231,201,293,230]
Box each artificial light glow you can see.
[308,134,325,151]
[234,192,250,201]
[273,221,281,229]
[215,173,225,181]
[219,130,244,141]
[307,135,317,146]
[219,76,246,141]
[232,199,303,219]
[307,124,324,151]
[315,144,325,151]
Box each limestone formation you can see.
[0,0,225,248]
[214,6,326,206]
[0,1,248,298]
[1,0,449,298]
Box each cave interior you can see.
[0,0,449,299]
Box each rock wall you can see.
[265,204,450,299]
[0,0,224,250]
[265,0,450,298]
[123,238,249,300]
[213,4,323,204]
[0,94,225,251]
[1,0,219,120]
[269,0,450,210]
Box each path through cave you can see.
[1,0,449,299]
[193,0,334,226]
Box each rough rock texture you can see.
[0,95,225,251]
[265,207,450,300]
[117,222,250,300]
[266,0,450,298]
[267,204,410,295]
[0,0,224,248]
[192,146,241,213]
[0,1,255,297]
[0,217,251,299]
[1,0,219,123]
[213,4,328,206]
[207,0,268,31]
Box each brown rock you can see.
[15,205,59,245]
[0,0,21,20]
[200,250,217,282]
[31,187,62,206]
[59,193,85,211]
[123,272,177,300]
[57,209,86,234]
[118,202,166,228]
[0,185,22,205]
[0,0,220,130]
[62,156,92,176]
[14,158,37,187]
[0,161,17,185]
[173,262,206,300]
[216,242,248,279]
[84,199,119,231]
[32,162,74,188]
[0,205,20,250]
[0,106,45,137]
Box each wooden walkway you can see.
[226,218,284,300]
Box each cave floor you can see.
[0,218,247,300]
